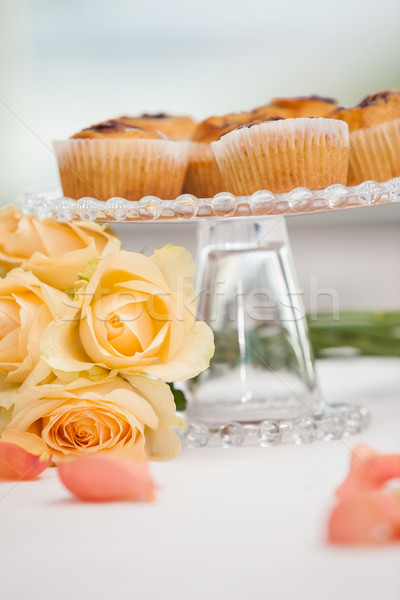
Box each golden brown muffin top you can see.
[191,112,255,143]
[329,89,400,131]
[217,117,284,140]
[268,95,337,118]
[71,119,165,140]
[118,113,196,140]
[251,104,291,120]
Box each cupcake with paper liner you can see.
[211,117,350,196]
[118,113,196,140]
[330,89,400,185]
[54,119,190,202]
[183,111,255,197]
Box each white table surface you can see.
[0,357,399,600]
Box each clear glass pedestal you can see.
[186,216,318,423]
[182,215,370,446]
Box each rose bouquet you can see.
[0,206,214,477]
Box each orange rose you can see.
[41,245,214,381]
[2,364,182,462]
[0,205,120,290]
[0,269,69,383]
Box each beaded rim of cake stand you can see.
[15,178,400,223]
[177,403,370,448]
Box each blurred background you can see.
[0,0,399,321]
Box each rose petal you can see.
[335,445,381,500]
[26,244,101,290]
[40,317,95,375]
[368,455,400,483]
[328,489,400,545]
[0,431,51,480]
[137,320,215,381]
[68,221,120,257]
[124,375,183,460]
[0,429,49,456]
[57,455,155,502]
[151,244,197,310]
[336,445,400,500]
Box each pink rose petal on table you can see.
[335,445,383,500]
[328,488,400,545]
[57,455,156,502]
[368,454,400,483]
[0,431,51,481]
[329,444,400,545]
[336,445,400,501]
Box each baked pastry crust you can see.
[329,89,400,131]
[191,112,255,143]
[118,113,196,140]
[253,95,337,120]
[270,95,338,117]
[72,119,164,139]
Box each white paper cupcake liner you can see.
[54,139,190,201]
[348,118,400,185]
[212,118,350,195]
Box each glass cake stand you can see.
[16,178,400,447]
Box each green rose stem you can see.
[199,311,400,365]
[308,311,400,358]
[175,311,400,410]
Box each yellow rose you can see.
[2,363,182,461]
[41,245,214,381]
[0,205,120,290]
[0,269,70,383]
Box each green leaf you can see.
[76,258,100,285]
[168,382,187,412]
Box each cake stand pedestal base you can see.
[183,216,369,445]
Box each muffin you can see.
[211,117,350,195]
[183,112,254,197]
[54,119,190,201]
[330,89,400,185]
[268,95,338,118]
[251,104,291,121]
[118,113,196,140]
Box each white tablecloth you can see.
[0,358,399,600]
